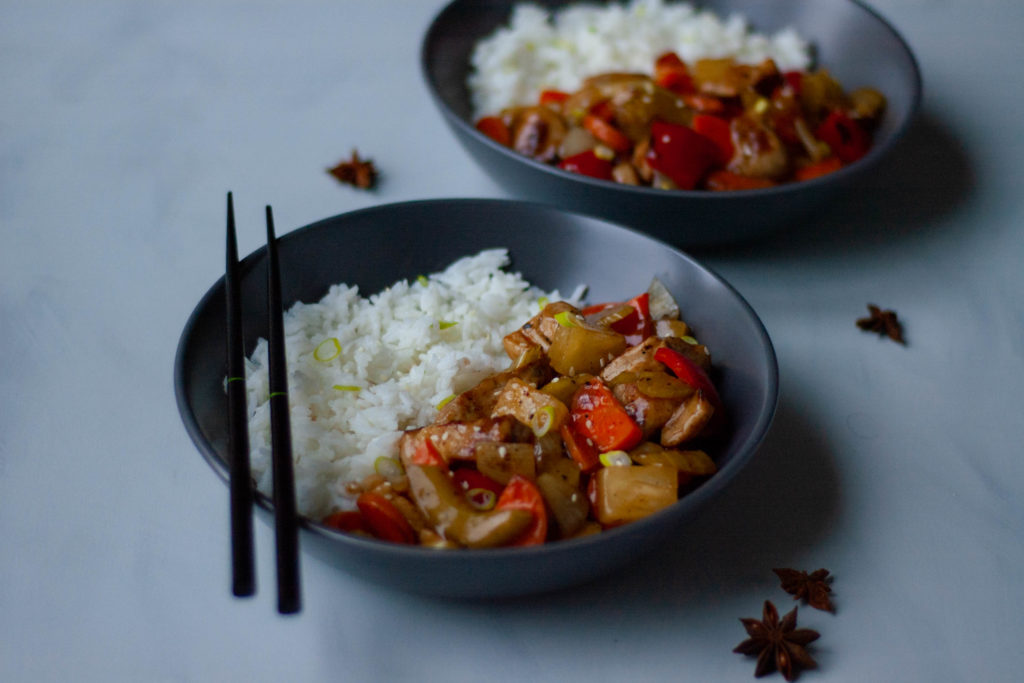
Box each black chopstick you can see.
[265,205,302,614]
[225,192,256,598]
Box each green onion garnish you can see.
[554,311,578,328]
[436,394,456,410]
[314,337,342,362]
[417,275,428,286]
[599,450,632,467]
[332,385,360,392]
[532,405,556,437]
[374,455,404,481]
[681,335,699,345]
[439,320,458,330]
[537,296,549,309]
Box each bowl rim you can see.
[174,197,779,560]
[420,0,923,198]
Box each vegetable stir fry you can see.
[475,54,886,190]
[324,280,725,548]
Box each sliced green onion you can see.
[436,394,456,410]
[532,405,556,437]
[416,275,428,286]
[554,311,579,328]
[537,296,549,310]
[313,337,342,362]
[681,335,699,345]
[466,488,497,511]
[374,455,404,481]
[599,450,632,467]
[439,320,458,330]
[333,384,360,392]
[594,144,615,161]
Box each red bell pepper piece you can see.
[560,423,601,474]
[783,71,803,94]
[409,437,445,466]
[570,378,643,452]
[495,475,548,546]
[815,109,869,163]
[580,292,653,345]
[322,510,367,534]
[652,346,722,410]
[356,491,416,544]
[589,99,615,121]
[794,156,843,182]
[452,468,504,499]
[539,89,569,105]
[654,51,694,93]
[558,149,614,181]
[583,114,632,153]
[681,92,726,114]
[475,116,510,146]
[646,119,719,190]
[692,114,734,167]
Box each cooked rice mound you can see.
[244,249,574,519]
[468,0,812,118]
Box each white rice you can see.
[243,249,579,519]
[468,0,813,118]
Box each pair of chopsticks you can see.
[225,192,301,614]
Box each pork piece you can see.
[692,58,781,98]
[727,114,788,180]
[504,301,577,356]
[436,358,554,423]
[502,106,567,162]
[660,391,715,446]
[491,377,569,433]
[399,416,525,465]
[600,335,707,382]
[612,381,686,439]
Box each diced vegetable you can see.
[692,114,734,166]
[547,315,627,376]
[815,109,869,163]
[535,471,589,538]
[590,465,678,526]
[570,378,643,452]
[646,119,719,190]
[583,114,632,152]
[561,423,601,474]
[322,510,367,534]
[653,346,722,410]
[475,442,536,485]
[356,491,417,544]
[475,116,511,146]
[495,475,548,546]
[558,149,614,180]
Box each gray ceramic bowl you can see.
[422,0,921,248]
[174,199,777,598]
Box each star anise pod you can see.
[773,568,834,612]
[328,149,377,189]
[734,601,819,681]
[856,303,905,344]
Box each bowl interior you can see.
[174,199,778,596]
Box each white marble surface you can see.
[2,1,1023,681]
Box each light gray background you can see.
[2,1,1022,681]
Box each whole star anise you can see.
[734,600,819,681]
[773,568,834,612]
[856,304,905,344]
[328,149,377,189]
